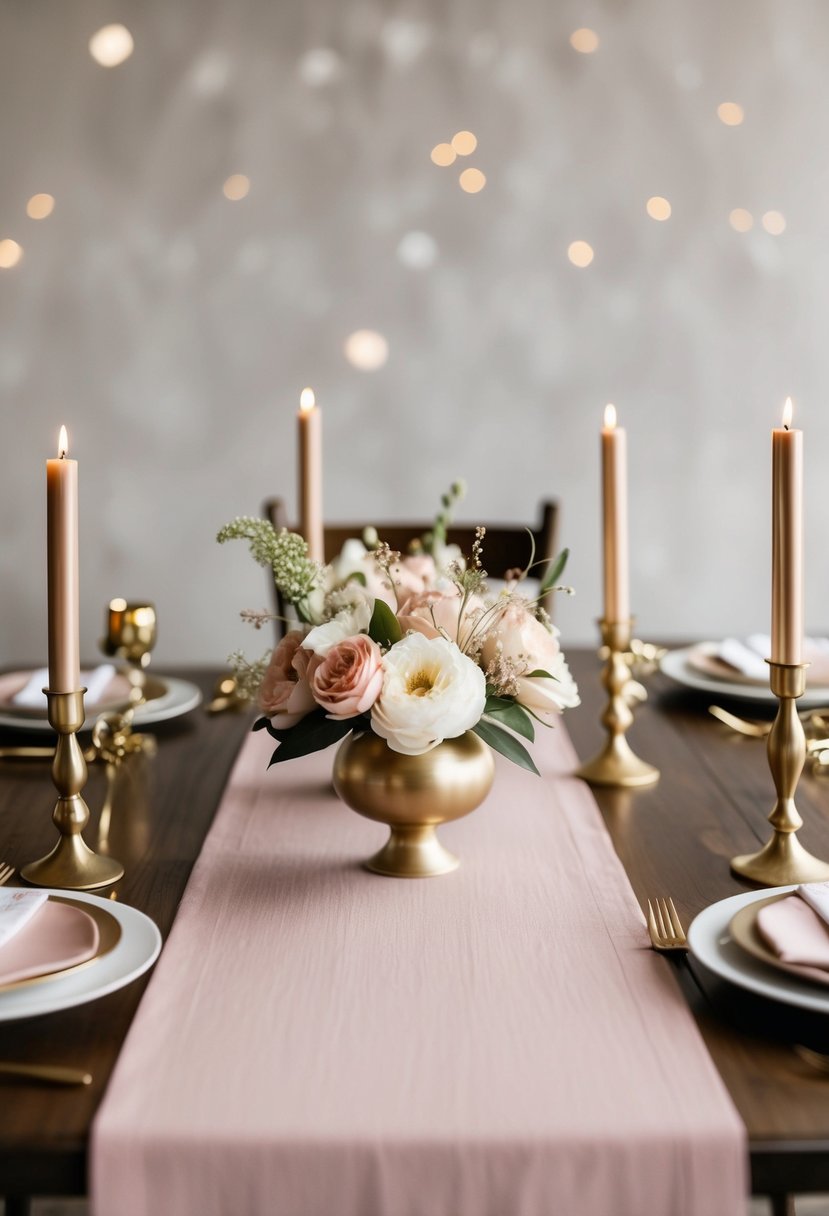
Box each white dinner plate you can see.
[688,886,829,1015]
[0,676,202,733]
[0,889,161,1021]
[661,644,829,709]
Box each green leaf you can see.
[346,571,367,587]
[474,718,540,775]
[540,548,569,594]
[484,694,515,714]
[482,701,535,742]
[368,597,403,648]
[267,711,355,765]
[526,669,555,681]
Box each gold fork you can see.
[0,863,14,887]
[646,897,688,953]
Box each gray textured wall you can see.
[2,0,828,668]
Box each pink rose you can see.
[311,635,384,720]
[398,588,484,645]
[258,631,316,726]
[480,602,580,718]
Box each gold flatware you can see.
[646,897,688,953]
[708,705,770,739]
[0,863,13,886]
[0,1062,92,1086]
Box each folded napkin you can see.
[716,635,829,683]
[756,883,829,971]
[0,889,47,951]
[12,665,117,708]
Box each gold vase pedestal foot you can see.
[366,825,459,879]
[576,619,660,790]
[333,730,494,879]
[731,661,829,887]
[21,690,124,891]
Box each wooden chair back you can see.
[262,498,559,636]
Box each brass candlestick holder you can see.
[731,661,829,886]
[21,689,124,890]
[101,599,157,706]
[576,619,660,789]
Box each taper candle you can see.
[46,426,80,693]
[771,397,803,665]
[297,388,324,562]
[601,404,630,622]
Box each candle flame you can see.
[782,396,793,430]
[58,425,68,458]
[603,403,617,429]
[299,387,315,413]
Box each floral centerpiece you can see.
[218,487,579,875]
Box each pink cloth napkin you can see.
[92,725,746,1216]
[757,885,829,971]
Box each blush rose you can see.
[311,634,384,720]
[258,631,316,726]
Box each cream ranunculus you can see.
[371,633,486,755]
[480,601,580,719]
[302,589,374,657]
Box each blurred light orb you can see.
[344,330,389,371]
[26,194,55,220]
[0,240,23,269]
[381,19,431,65]
[729,208,753,232]
[431,143,456,167]
[191,51,230,96]
[646,196,672,221]
[223,174,250,201]
[717,102,744,126]
[397,231,438,269]
[299,47,343,87]
[89,24,134,67]
[567,240,594,267]
[762,210,786,235]
[451,130,478,156]
[570,28,599,53]
[459,168,486,193]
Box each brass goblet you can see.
[101,600,157,706]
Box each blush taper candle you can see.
[46,425,80,692]
[601,404,630,622]
[297,388,324,563]
[771,397,803,665]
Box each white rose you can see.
[302,591,373,657]
[480,602,580,719]
[371,633,487,755]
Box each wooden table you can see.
[1,657,828,1213]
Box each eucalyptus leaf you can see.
[540,548,569,594]
[474,718,540,776]
[368,598,403,648]
[482,701,535,742]
[267,711,355,766]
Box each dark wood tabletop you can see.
[1,655,828,1209]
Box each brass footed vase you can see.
[333,731,495,878]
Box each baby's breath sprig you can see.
[217,517,322,622]
[225,650,271,702]
[240,608,277,630]
[373,540,403,608]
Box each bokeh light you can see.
[567,240,594,267]
[570,28,599,53]
[459,168,486,193]
[451,131,478,156]
[0,240,23,269]
[729,208,753,232]
[646,196,672,221]
[26,194,55,220]
[431,143,456,167]
[89,24,134,67]
[223,174,250,201]
[344,330,389,371]
[762,210,786,235]
[717,102,744,126]
[397,231,438,269]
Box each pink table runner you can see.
[92,725,746,1216]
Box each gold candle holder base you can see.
[576,619,660,789]
[731,661,829,887]
[21,690,124,891]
